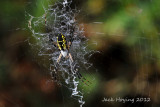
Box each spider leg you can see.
[69,53,73,63]
[68,41,72,49]
[53,42,58,48]
[57,53,62,63]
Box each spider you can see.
[53,33,73,63]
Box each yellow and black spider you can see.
[52,33,73,63]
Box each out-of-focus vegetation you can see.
[1,0,160,107]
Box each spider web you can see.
[1,0,159,107]
[24,0,160,107]
[26,0,98,106]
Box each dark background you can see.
[0,0,160,107]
